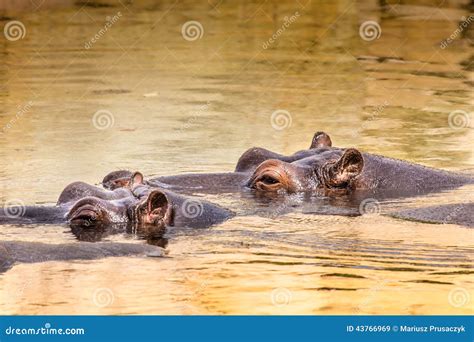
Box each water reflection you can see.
[0,0,472,314]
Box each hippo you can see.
[142,132,334,193]
[130,173,233,229]
[0,240,166,273]
[0,172,233,230]
[102,170,134,190]
[57,179,134,205]
[246,148,473,198]
[389,203,474,228]
[235,131,333,173]
[0,196,130,226]
[68,173,233,230]
[141,132,472,199]
[0,177,139,226]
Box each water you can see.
[0,0,473,314]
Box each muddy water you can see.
[0,0,473,314]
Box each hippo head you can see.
[247,148,364,194]
[102,170,134,190]
[66,197,129,227]
[235,131,334,173]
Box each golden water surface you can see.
[0,0,473,314]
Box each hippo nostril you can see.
[68,203,104,227]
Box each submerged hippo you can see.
[0,178,139,226]
[142,132,334,193]
[235,131,333,173]
[142,132,473,199]
[130,174,233,229]
[0,172,233,230]
[57,179,134,205]
[390,202,474,228]
[246,148,473,198]
[102,170,134,190]
[0,240,165,273]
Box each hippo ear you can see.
[130,171,145,187]
[310,131,332,149]
[145,190,173,225]
[322,148,364,188]
[147,190,168,210]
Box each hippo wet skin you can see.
[235,131,334,173]
[143,133,334,193]
[0,191,137,227]
[144,132,472,199]
[246,148,473,198]
[0,178,141,225]
[0,240,166,273]
[57,180,135,205]
[125,172,233,228]
[390,203,474,228]
[1,173,233,230]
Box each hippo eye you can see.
[260,175,279,185]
